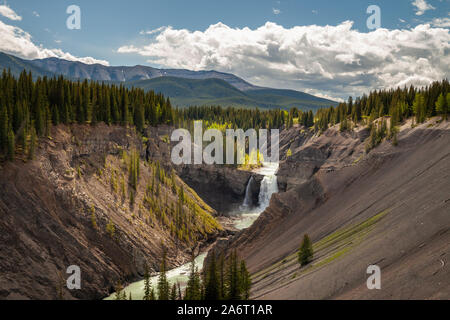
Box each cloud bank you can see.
[118,21,450,99]
[0,20,109,65]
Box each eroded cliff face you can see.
[176,165,263,214]
[0,124,222,300]
[277,125,369,191]
[213,119,450,300]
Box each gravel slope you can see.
[221,119,450,299]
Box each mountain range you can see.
[0,52,337,110]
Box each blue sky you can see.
[0,0,449,99]
[5,0,448,65]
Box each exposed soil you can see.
[0,124,222,300]
[216,118,450,299]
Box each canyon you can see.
[0,117,449,300]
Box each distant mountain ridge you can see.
[31,57,261,91]
[0,51,337,110]
[126,77,336,110]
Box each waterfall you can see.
[241,176,254,209]
[240,162,279,212]
[257,174,278,211]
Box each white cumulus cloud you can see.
[272,8,281,15]
[0,19,109,65]
[117,21,450,99]
[430,17,450,28]
[412,0,435,16]
[140,26,169,35]
[0,4,22,21]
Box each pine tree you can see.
[185,258,202,300]
[121,90,129,126]
[412,93,426,124]
[340,116,349,132]
[0,105,8,151]
[170,283,178,300]
[287,111,294,129]
[447,93,450,119]
[111,91,119,124]
[227,251,240,300]
[366,122,377,152]
[239,260,251,300]
[134,102,145,132]
[177,282,183,300]
[298,234,313,267]
[143,262,152,300]
[218,254,225,300]
[157,251,170,300]
[435,93,448,120]
[307,110,314,127]
[204,251,220,300]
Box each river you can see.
[105,162,279,300]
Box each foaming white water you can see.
[253,162,279,177]
[234,162,279,230]
[257,171,279,211]
[241,176,254,209]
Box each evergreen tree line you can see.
[175,105,286,131]
[0,69,174,160]
[300,80,449,133]
[117,250,251,300]
[2,69,447,161]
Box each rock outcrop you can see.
[176,165,263,214]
